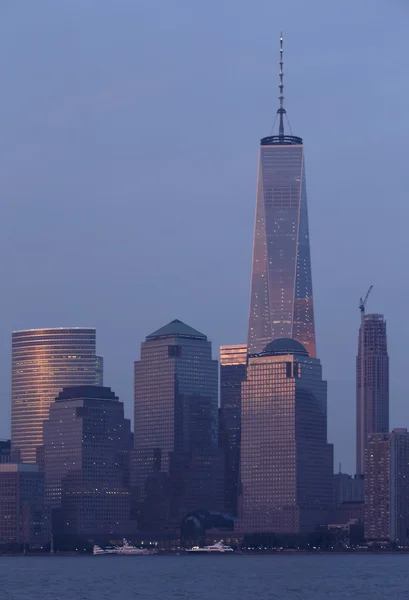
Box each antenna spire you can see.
[278,32,286,138]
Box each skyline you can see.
[0,0,409,473]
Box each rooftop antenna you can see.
[278,32,286,138]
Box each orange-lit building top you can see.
[11,328,102,464]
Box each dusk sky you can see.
[0,0,408,472]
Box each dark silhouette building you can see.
[247,36,316,357]
[11,328,103,463]
[0,463,50,548]
[239,338,333,534]
[42,385,133,543]
[333,472,364,504]
[219,344,247,516]
[365,429,409,544]
[356,314,389,475]
[0,440,12,463]
[133,319,224,533]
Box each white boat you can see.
[93,539,153,555]
[114,538,153,555]
[186,541,234,553]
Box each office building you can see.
[329,502,365,526]
[0,463,50,547]
[333,473,364,504]
[356,314,389,475]
[240,338,333,534]
[365,429,409,544]
[43,385,133,540]
[247,36,316,356]
[133,319,223,531]
[11,328,103,463]
[219,344,247,515]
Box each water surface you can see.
[1,554,408,599]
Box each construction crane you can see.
[358,285,373,476]
[359,285,373,320]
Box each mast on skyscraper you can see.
[248,33,316,357]
[278,32,285,138]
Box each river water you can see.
[1,554,408,599]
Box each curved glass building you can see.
[11,328,103,463]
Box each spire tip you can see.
[278,32,285,137]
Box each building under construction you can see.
[356,291,389,475]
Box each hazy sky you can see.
[0,0,408,472]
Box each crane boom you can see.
[359,285,373,315]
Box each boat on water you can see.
[186,541,234,554]
[115,539,154,555]
[93,539,154,556]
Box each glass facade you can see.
[133,320,223,530]
[43,385,133,538]
[240,340,333,533]
[248,138,316,357]
[356,314,389,475]
[11,328,103,464]
[219,344,247,516]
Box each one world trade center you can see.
[248,35,316,357]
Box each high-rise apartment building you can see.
[133,319,223,531]
[356,314,389,475]
[219,344,247,515]
[240,338,333,534]
[43,385,133,541]
[365,429,409,544]
[11,328,103,463]
[248,36,315,356]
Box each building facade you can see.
[133,319,223,531]
[0,440,12,463]
[247,38,315,356]
[11,328,103,463]
[365,429,409,544]
[219,344,247,516]
[0,463,50,547]
[356,314,389,475]
[42,385,133,541]
[240,338,333,534]
[333,473,364,504]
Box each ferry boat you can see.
[93,539,154,555]
[115,539,154,555]
[186,541,234,553]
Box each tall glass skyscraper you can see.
[219,344,247,516]
[133,319,224,531]
[240,338,333,534]
[356,313,389,475]
[248,36,316,357]
[11,328,102,464]
[43,385,133,540]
